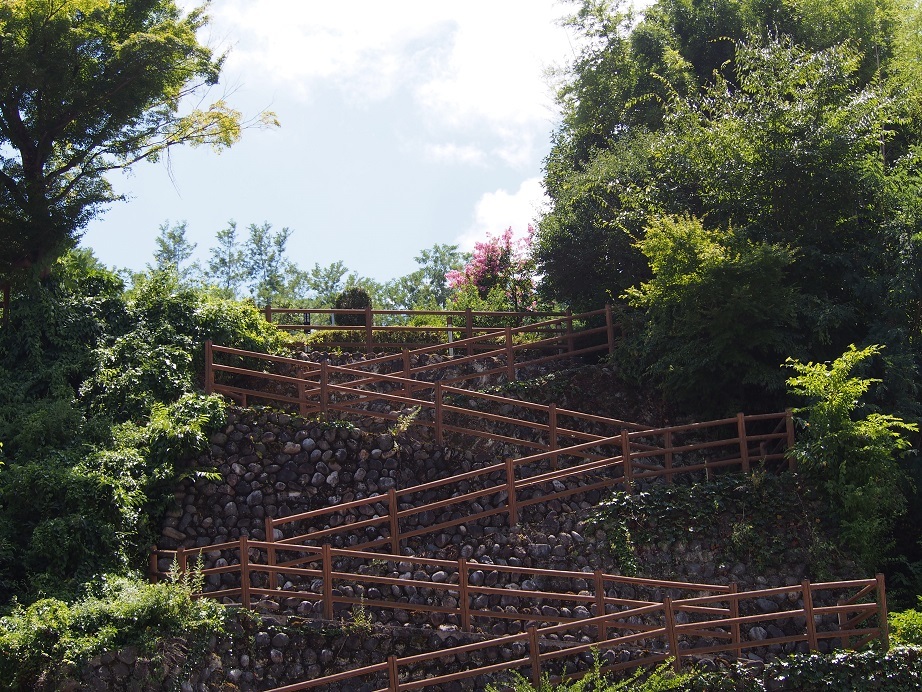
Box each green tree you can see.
[304,260,349,308]
[151,220,198,283]
[786,345,917,569]
[625,215,799,414]
[242,222,295,306]
[205,220,246,298]
[0,0,263,282]
[413,243,469,308]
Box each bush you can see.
[0,574,228,691]
[891,605,922,646]
[786,345,917,570]
[334,287,372,326]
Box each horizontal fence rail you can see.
[263,305,617,356]
[199,337,795,554]
[152,539,887,689]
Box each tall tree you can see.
[206,220,246,298]
[413,243,469,308]
[243,222,294,307]
[152,220,197,282]
[0,0,271,283]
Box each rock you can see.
[283,442,301,455]
[749,626,769,641]
[246,490,263,506]
[270,648,284,664]
[162,527,185,541]
[531,543,552,559]
[272,632,290,648]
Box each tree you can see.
[242,223,295,307]
[206,220,246,298]
[152,220,197,282]
[413,243,469,308]
[624,215,799,413]
[787,345,917,569]
[447,227,540,314]
[0,0,269,282]
[304,261,349,308]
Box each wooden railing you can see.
[263,306,616,355]
[266,575,885,690]
[201,339,794,553]
[152,534,885,691]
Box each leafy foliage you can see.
[0,574,228,692]
[786,345,917,570]
[890,604,922,646]
[624,215,798,414]
[0,252,285,603]
[589,472,840,577]
[487,657,694,691]
[334,287,373,326]
[0,0,254,279]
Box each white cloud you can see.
[201,1,574,167]
[457,177,549,250]
[426,143,488,166]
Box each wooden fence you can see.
[263,306,615,354]
[262,575,888,692]
[151,538,886,691]
[249,410,792,558]
[262,575,886,691]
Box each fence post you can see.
[566,309,574,354]
[322,543,334,620]
[877,573,889,650]
[297,366,307,417]
[365,306,373,354]
[264,517,277,590]
[594,570,607,642]
[505,327,515,381]
[621,429,633,495]
[605,303,615,355]
[388,488,400,554]
[320,361,329,416]
[506,457,519,526]
[240,536,251,609]
[149,546,159,584]
[664,597,681,672]
[664,430,673,484]
[204,340,214,395]
[435,382,443,446]
[737,413,750,474]
[176,546,187,579]
[447,315,455,358]
[388,654,399,691]
[729,583,741,659]
[549,403,559,471]
[528,625,541,688]
[465,308,474,356]
[459,557,471,632]
[264,304,272,323]
[803,580,818,651]
[786,409,796,471]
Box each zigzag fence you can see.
[262,306,615,356]
[150,537,887,689]
[262,576,886,690]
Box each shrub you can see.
[0,574,227,691]
[334,287,372,326]
[890,604,922,646]
[786,345,917,570]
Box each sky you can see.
[80,1,584,283]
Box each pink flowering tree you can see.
[446,226,540,314]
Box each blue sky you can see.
[80,1,581,282]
